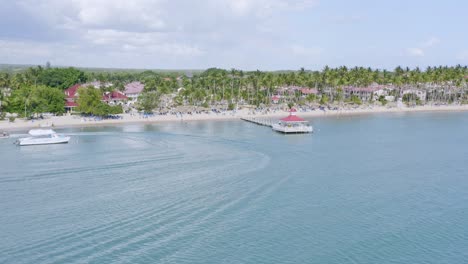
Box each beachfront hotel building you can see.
[64,84,80,112]
[64,83,128,112]
[342,84,397,102]
[401,89,427,101]
[123,81,144,104]
[343,86,381,101]
[271,95,280,104]
[301,88,318,96]
[102,91,128,105]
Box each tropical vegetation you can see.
[0,64,467,117]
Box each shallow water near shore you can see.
[1,112,468,263]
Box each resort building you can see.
[301,88,318,96]
[124,81,145,104]
[102,91,128,105]
[64,84,81,112]
[372,86,396,101]
[343,86,381,101]
[342,84,397,102]
[64,84,128,112]
[272,95,280,104]
[402,89,427,101]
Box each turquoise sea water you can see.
[1,112,468,264]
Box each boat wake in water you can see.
[1,115,468,264]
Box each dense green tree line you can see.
[6,85,65,117]
[1,65,467,116]
[77,87,123,116]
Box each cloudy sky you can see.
[0,0,467,70]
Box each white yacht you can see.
[16,129,70,146]
[272,109,313,134]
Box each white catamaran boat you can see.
[272,108,313,134]
[16,129,70,146]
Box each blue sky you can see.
[0,0,467,70]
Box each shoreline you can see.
[1,104,468,132]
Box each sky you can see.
[0,0,467,70]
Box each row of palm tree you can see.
[168,66,468,107]
[1,65,467,112]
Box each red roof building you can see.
[64,84,128,111]
[64,84,81,111]
[102,91,128,104]
[65,84,81,100]
[301,88,318,95]
[272,95,280,104]
[280,108,307,122]
[65,101,78,107]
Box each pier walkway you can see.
[240,117,274,127]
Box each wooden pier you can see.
[240,117,274,127]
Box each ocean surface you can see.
[1,112,468,264]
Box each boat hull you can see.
[17,137,70,146]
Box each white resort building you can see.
[402,89,427,101]
[124,82,145,104]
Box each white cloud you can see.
[226,0,318,16]
[457,50,468,61]
[84,29,204,56]
[406,48,425,57]
[18,0,318,30]
[405,37,439,58]
[0,40,53,58]
[0,39,84,65]
[18,0,167,32]
[4,0,319,69]
[422,37,440,48]
[329,15,364,24]
[291,45,322,56]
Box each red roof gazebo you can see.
[280,108,307,123]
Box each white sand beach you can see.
[1,104,468,131]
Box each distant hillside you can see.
[0,63,204,74]
[0,64,36,73]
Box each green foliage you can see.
[3,64,468,112]
[8,116,15,122]
[320,94,329,105]
[287,102,294,109]
[202,101,209,108]
[0,112,5,120]
[402,93,421,105]
[37,67,87,89]
[109,105,123,114]
[95,104,122,116]
[335,88,343,102]
[0,89,8,112]
[350,95,362,105]
[144,79,158,92]
[76,87,123,116]
[228,102,235,110]
[6,85,65,116]
[378,95,388,105]
[402,93,422,106]
[173,95,183,106]
[306,94,317,102]
[138,92,161,112]
[77,87,103,115]
[200,68,228,78]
